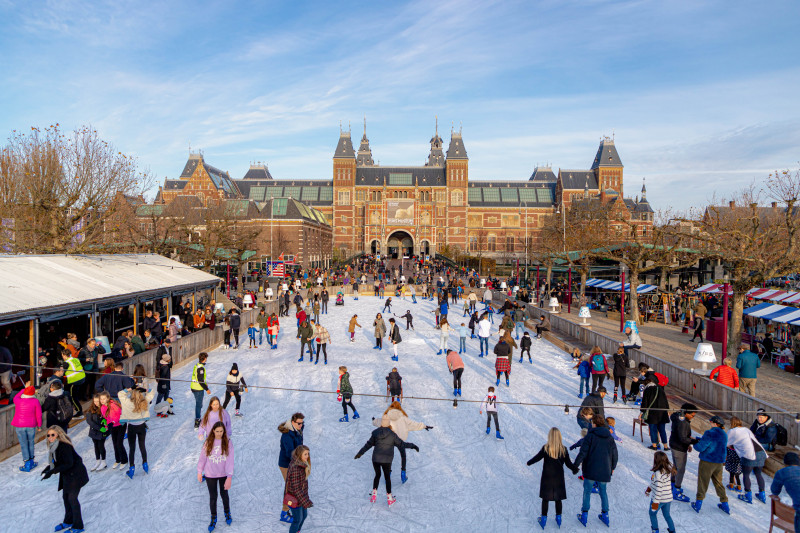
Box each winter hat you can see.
[231,363,239,372]
[756,408,767,416]
[22,386,35,396]
[784,452,800,466]
[709,415,725,427]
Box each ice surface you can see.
[1,295,773,531]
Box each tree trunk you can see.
[628,268,641,324]
[580,267,588,302]
[728,291,746,360]
[659,266,668,290]
[545,265,553,294]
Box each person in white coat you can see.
[622,327,642,359]
[371,401,429,484]
[727,416,768,503]
[477,313,492,357]
[483,288,493,303]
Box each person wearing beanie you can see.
[222,363,248,417]
[669,403,699,502]
[156,353,173,412]
[751,408,778,451]
[355,414,416,506]
[577,387,606,429]
[771,452,800,532]
[11,382,42,472]
[692,415,730,514]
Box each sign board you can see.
[386,200,415,226]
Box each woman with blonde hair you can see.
[118,385,155,478]
[526,427,578,529]
[41,425,89,533]
[198,421,234,530]
[727,416,768,504]
[371,401,428,484]
[286,445,313,533]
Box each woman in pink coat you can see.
[12,383,43,471]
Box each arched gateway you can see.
[386,231,413,259]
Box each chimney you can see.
[728,200,735,208]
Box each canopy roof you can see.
[585,278,657,293]
[0,254,221,324]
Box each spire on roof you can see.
[356,116,375,166]
[641,177,647,200]
[426,116,445,167]
[591,136,623,169]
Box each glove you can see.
[354,453,362,460]
[41,469,53,480]
[372,417,375,421]
[337,394,342,402]
[425,426,433,431]
[100,426,108,433]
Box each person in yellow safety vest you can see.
[191,352,210,428]
[61,349,85,418]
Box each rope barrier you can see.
[12,363,799,418]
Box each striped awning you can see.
[584,279,657,293]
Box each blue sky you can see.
[1,0,798,210]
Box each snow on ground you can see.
[1,295,773,532]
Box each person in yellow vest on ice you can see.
[192,352,210,428]
[61,349,85,418]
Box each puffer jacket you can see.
[357,426,406,464]
[709,365,739,388]
[298,322,315,342]
[278,419,303,468]
[117,388,156,424]
[11,391,43,428]
[100,400,122,426]
[694,426,727,464]
[751,417,778,451]
[371,407,425,440]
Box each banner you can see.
[386,199,414,225]
[264,261,285,277]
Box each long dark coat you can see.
[527,445,576,501]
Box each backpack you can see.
[776,423,789,446]
[55,395,74,422]
[591,354,606,372]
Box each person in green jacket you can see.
[298,320,315,362]
[735,343,760,397]
[256,309,269,346]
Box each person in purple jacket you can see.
[198,421,234,531]
[197,396,232,441]
[12,382,43,472]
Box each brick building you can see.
[152,123,653,264]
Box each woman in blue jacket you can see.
[277,413,304,524]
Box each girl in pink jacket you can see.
[198,421,235,530]
[12,384,42,471]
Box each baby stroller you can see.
[335,292,345,306]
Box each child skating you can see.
[395,310,414,330]
[267,312,280,349]
[520,331,532,363]
[645,451,677,533]
[247,323,257,348]
[457,323,468,354]
[222,363,248,417]
[337,366,359,422]
[386,368,402,403]
[479,386,503,439]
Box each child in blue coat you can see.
[247,323,257,348]
[574,357,591,398]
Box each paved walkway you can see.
[558,306,800,412]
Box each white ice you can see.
[0,295,774,531]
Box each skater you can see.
[725,437,743,493]
[457,322,469,354]
[577,387,606,430]
[409,284,417,303]
[386,368,403,402]
[257,308,269,345]
[589,347,609,393]
[118,385,155,478]
[606,417,622,442]
[437,316,451,355]
[338,366,359,422]
[479,386,503,439]
[770,453,800,532]
[463,299,470,317]
[191,353,211,429]
[268,312,280,349]
[12,382,42,472]
[446,349,464,397]
[388,318,402,361]
[727,416,767,504]
[85,394,108,472]
[222,363,248,416]
[41,425,89,533]
[645,452,677,533]
[285,445,313,533]
[574,354,591,398]
[98,391,127,469]
[373,313,387,351]
[371,401,427,483]
[229,309,241,348]
[520,331,532,363]
[574,414,618,527]
[382,297,393,313]
[222,316,231,348]
[640,375,670,451]
[321,288,329,314]
[314,322,330,364]
[431,305,440,327]
[278,413,305,524]
[247,323,257,348]
[468,311,479,339]
[355,415,416,506]
[156,352,172,406]
[396,310,414,330]
[611,345,628,402]
[312,298,321,323]
[348,314,362,343]
[691,415,730,514]
[198,396,233,440]
[669,403,698,503]
[527,427,577,529]
[352,280,360,301]
[477,313,492,357]
[295,305,307,329]
[198,421,234,531]
[512,304,526,339]
[494,336,511,387]
[297,320,315,362]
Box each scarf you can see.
[47,439,61,467]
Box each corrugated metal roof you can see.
[0,254,221,321]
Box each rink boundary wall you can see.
[0,303,276,458]
[503,296,800,448]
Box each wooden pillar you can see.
[89,305,96,338]
[133,303,139,336]
[192,290,197,311]
[29,319,36,386]
[168,292,173,318]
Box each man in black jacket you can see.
[229,310,241,348]
[669,403,698,502]
[574,414,618,527]
[94,362,135,398]
[576,386,606,428]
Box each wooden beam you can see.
[133,303,139,336]
[28,319,35,386]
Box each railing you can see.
[503,296,800,447]
[0,302,278,455]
